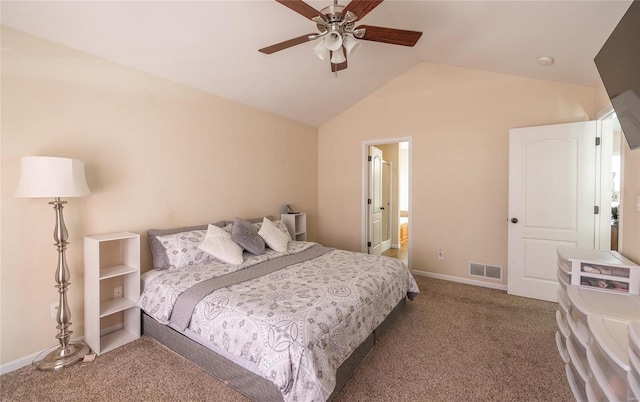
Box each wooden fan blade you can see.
[276,0,325,21]
[356,25,422,47]
[259,33,317,54]
[343,0,384,21]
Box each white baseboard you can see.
[0,335,86,375]
[412,270,508,291]
[1,349,42,375]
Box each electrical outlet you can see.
[114,286,123,298]
[50,303,58,319]
[438,249,444,260]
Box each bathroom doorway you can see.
[363,138,411,267]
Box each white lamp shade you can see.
[15,156,90,198]
[331,49,347,64]
[343,35,361,56]
[323,32,343,51]
[313,40,329,61]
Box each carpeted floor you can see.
[0,276,572,401]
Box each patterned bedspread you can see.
[137,241,419,402]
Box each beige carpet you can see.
[0,276,572,401]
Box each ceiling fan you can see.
[259,0,423,73]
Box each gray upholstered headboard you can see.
[147,216,274,270]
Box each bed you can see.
[137,217,419,402]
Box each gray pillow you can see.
[148,221,226,270]
[231,217,266,255]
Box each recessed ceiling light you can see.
[537,56,555,66]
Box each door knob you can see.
[511,218,518,224]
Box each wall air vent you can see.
[469,262,503,281]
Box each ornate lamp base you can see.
[36,198,90,371]
[37,341,90,371]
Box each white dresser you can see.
[556,247,640,402]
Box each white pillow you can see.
[199,224,244,265]
[258,217,290,252]
[253,220,292,240]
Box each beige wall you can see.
[3,26,638,369]
[594,80,614,117]
[0,27,318,364]
[318,62,595,284]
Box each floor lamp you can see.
[15,156,91,370]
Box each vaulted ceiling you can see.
[1,1,632,127]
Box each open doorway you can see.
[597,111,623,251]
[363,138,411,267]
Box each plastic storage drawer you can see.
[566,302,590,350]
[557,289,570,335]
[630,323,640,362]
[558,269,570,291]
[558,287,570,310]
[627,356,640,401]
[629,351,640,391]
[566,361,588,402]
[557,309,571,339]
[567,286,640,342]
[589,314,630,384]
[629,368,640,401]
[556,331,569,364]
[587,359,611,402]
[567,334,589,381]
[557,247,639,294]
[588,348,630,402]
[557,255,572,276]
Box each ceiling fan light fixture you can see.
[353,28,366,39]
[313,40,330,60]
[324,31,343,51]
[342,35,360,55]
[341,10,357,25]
[260,0,422,73]
[330,49,346,64]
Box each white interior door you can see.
[508,121,597,302]
[368,146,383,255]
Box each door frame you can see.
[362,137,412,268]
[596,107,624,250]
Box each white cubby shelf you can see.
[84,232,141,355]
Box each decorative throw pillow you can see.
[258,217,290,252]
[155,230,215,270]
[276,220,293,240]
[253,219,292,240]
[231,217,266,255]
[148,221,226,270]
[199,224,244,265]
